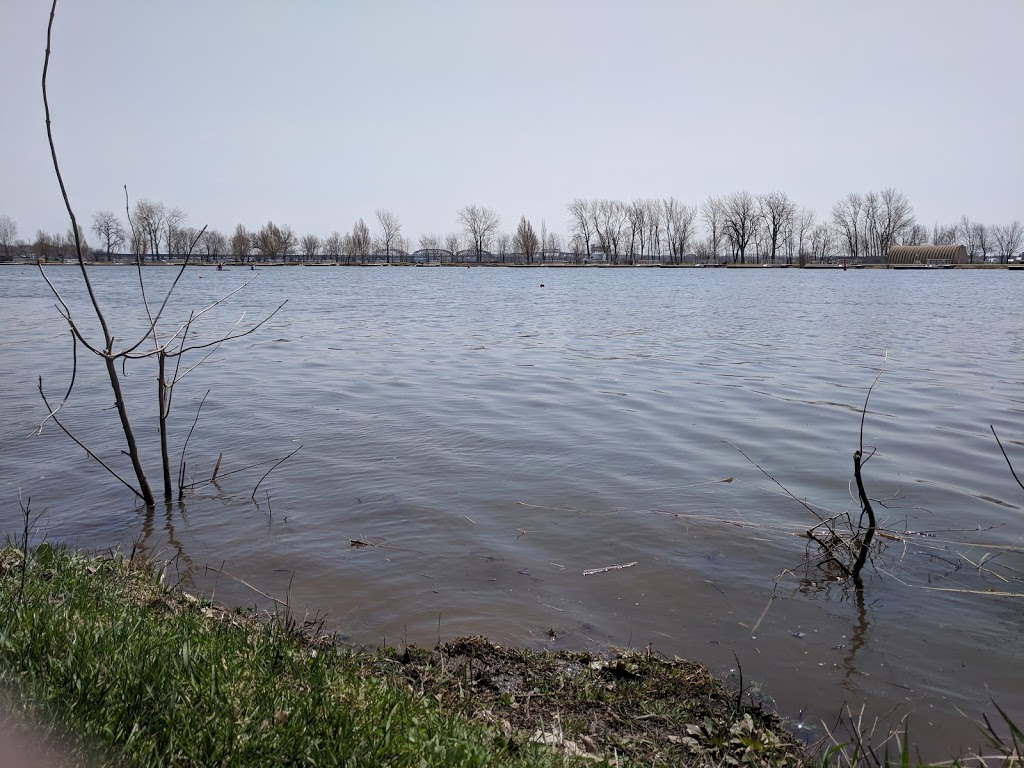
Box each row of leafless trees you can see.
[5,190,1023,265]
[934,216,1024,264]
[570,189,1021,265]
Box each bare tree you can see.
[904,223,928,246]
[300,233,321,262]
[566,198,594,260]
[91,210,124,257]
[176,227,201,259]
[0,214,19,259]
[832,193,864,261]
[992,221,1023,263]
[972,222,990,262]
[37,4,287,504]
[810,223,836,263]
[513,216,540,264]
[230,224,252,262]
[722,190,759,263]
[544,230,561,258]
[66,223,89,257]
[444,232,461,260]
[795,207,816,266]
[591,199,627,263]
[374,210,401,263]
[458,204,500,262]
[164,207,187,256]
[495,232,512,262]
[199,229,227,262]
[33,230,54,261]
[663,198,697,263]
[253,221,296,260]
[323,231,344,262]
[134,199,165,255]
[932,223,959,245]
[128,224,148,259]
[347,218,371,262]
[758,191,796,264]
[700,196,724,263]
[958,215,980,263]
[418,233,440,251]
[625,200,648,262]
[642,199,662,261]
[862,188,914,261]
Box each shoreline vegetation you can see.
[3,546,1022,767]
[2,260,1021,269]
[0,544,808,767]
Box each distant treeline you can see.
[2,190,1022,265]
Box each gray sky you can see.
[2,0,1022,245]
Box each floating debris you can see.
[583,562,638,576]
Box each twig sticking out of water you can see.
[991,425,1024,492]
[851,352,887,585]
[731,353,893,587]
[251,444,301,500]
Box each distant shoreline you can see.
[5,261,1020,270]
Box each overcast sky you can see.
[2,0,1021,246]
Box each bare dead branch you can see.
[43,0,114,351]
[165,313,192,416]
[36,263,104,358]
[178,388,211,499]
[37,376,143,500]
[182,456,282,491]
[43,0,155,504]
[158,274,261,349]
[203,565,289,607]
[724,439,828,523]
[125,185,161,349]
[35,328,77,434]
[991,425,1024,492]
[851,353,887,583]
[177,301,287,356]
[858,350,888,464]
[118,226,206,358]
[251,444,302,500]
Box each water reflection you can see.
[841,588,871,693]
[136,499,194,583]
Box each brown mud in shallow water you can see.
[378,635,806,764]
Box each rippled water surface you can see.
[2,264,1022,755]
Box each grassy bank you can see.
[0,544,806,767]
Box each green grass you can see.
[0,544,574,766]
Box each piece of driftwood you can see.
[583,562,638,576]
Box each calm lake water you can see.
[1,264,1022,756]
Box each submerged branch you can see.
[251,444,302,501]
[178,389,211,499]
[724,440,827,523]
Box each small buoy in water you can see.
[539,283,545,287]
